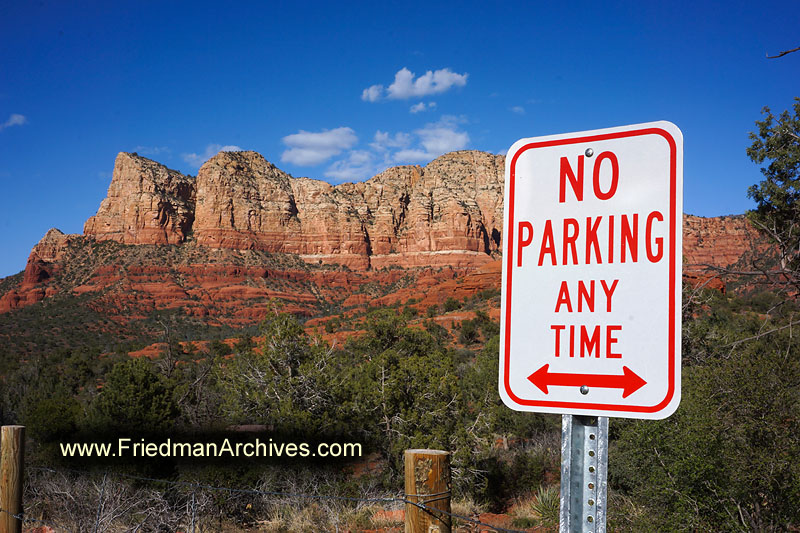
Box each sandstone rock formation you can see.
[190,149,504,269]
[3,149,774,317]
[0,228,78,312]
[362,151,504,269]
[84,152,195,245]
[682,214,774,293]
[82,149,762,274]
[23,227,74,283]
[192,151,374,269]
[73,149,778,279]
[682,214,766,270]
[27,227,73,266]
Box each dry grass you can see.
[451,495,488,518]
[253,502,404,532]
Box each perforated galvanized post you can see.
[559,415,608,533]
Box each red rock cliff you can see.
[80,150,764,273]
[683,214,767,270]
[84,152,195,245]
[2,149,777,317]
[92,149,506,269]
[0,228,78,312]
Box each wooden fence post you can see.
[0,425,24,533]
[404,449,451,533]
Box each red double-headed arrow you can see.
[527,364,646,398]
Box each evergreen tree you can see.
[89,357,179,434]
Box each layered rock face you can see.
[362,151,504,269]
[192,151,374,268]
[193,151,298,249]
[681,214,772,293]
[187,150,504,269]
[24,228,74,284]
[76,150,764,274]
[3,148,777,317]
[82,150,504,269]
[0,228,78,312]
[84,152,195,245]
[683,214,766,269]
[28,227,73,264]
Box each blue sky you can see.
[1,1,798,277]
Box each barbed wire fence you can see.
[0,464,529,533]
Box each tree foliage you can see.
[338,310,462,467]
[89,357,179,434]
[217,313,336,435]
[612,303,800,531]
[747,98,800,275]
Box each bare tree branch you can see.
[767,45,800,59]
[723,318,800,349]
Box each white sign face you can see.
[499,122,683,419]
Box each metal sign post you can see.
[559,415,608,532]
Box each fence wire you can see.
[10,465,528,533]
[0,505,68,532]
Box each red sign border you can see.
[503,126,679,414]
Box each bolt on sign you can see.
[499,122,683,419]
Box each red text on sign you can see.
[554,279,619,313]
[515,213,664,268]
[550,324,623,358]
[559,151,620,203]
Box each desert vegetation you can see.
[2,280,799,531]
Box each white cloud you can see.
[182,143,242,168]
[326,131,414,180]
[394,116,470,163]
[324,150,376,182]
[510,106,525,115]
[410,101,437,114]
[393,149,432,164]
[362,67,467,102]
[415,115,469,156]
[361,85,383,102]
[281,127,357,166]
[0,114,27,131]
[371,130,412,152]
[291,116,470,183]
[388,68,467,100]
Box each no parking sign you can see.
[500,122,683,419]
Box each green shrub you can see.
[612,309,800,530]
[443,297,461,312]
[458,319,479,344]
[88,358,180,433]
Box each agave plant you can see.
[530,484,560,527]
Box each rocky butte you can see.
[84,150,504,270]
[84,152,195,245]
[0,149,769,315]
